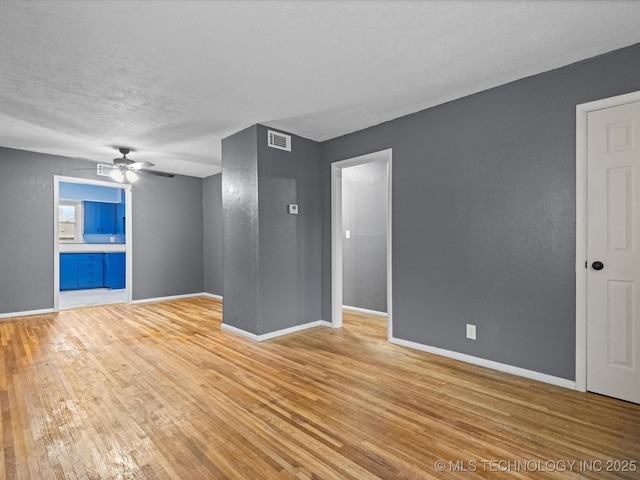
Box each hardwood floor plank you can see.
[0,298,638,479]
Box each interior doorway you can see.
[53,176,133,311]
[331,149,392,339]
[341,159,388,316]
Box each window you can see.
[59,202,83,242]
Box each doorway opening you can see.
[53,176,133,311]
[331,149,392,339]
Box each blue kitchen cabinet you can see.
[100,203,116,233]
[84,201,116,234]
[60,253,78,290]
[115,201,125,234]
[115,190,126,235]
[60,252,124,291]
[83,202,99,234]
[104,253,126,289]
[77,253,104,289]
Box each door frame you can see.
[53,175,133,311]
[331,149,392,339]
[575,90,640,392]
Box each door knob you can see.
[592,261,604,271]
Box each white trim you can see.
[0,308,55,320]
[53,176,132,312]
[331,163,343,329]
[202,292,223,300]
[575,104,587,392]
[575,90,640,393]
[125,185,133,305]
[130,292,204,305]
[390,336,576,390]
[221,320,332,342]
[53,177,61,310]
[331,149,393,338]
[342,305,387,317]
[386,155,393,341]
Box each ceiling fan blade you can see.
[140,169,175,178]
[128,161,154,170]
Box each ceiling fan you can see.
[83,147,174,183]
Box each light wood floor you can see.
[1,297,638,479]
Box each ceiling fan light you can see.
[125,170,139,183]
[110,169,124,182]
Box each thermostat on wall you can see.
[287,204,298,215]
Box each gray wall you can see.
[221,125,322,335]
[321,43,640,380]
[222,125,260,334]
[131,173,204,300]
[0,147,102,313]
[0,147,204,314]
[255,124,322,334]
[342,160,387,312]
[203,173,223,296]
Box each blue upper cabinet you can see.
[83,201,100,234]
[84,201,116,234]
[115,193,126,235]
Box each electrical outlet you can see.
[110,236,115,243]
[466,324,476,340]
[345,230,351,239]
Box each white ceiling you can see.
[1,1,639,178]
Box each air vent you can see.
[97,164,111,177]
[268,130,291,152]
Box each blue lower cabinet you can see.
[60,254,79,290]
[61,252,126,290]
[77,253,104,289]
[104,253,126,289]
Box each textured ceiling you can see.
[1,1,639,177]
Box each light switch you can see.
[287,204,298,215]
[345,230,351,239]
[466,324,476,340]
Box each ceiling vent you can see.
[96,164,111,177]
[268,130,291,152]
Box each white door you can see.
[587,101,640,404]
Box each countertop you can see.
[59,244,126,253]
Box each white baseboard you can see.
[202,292,223,300]
[343,305,387,317]
[389,336,576,390]
[221,320,332,342]
[130,292,205,305]
[0,308,55,320]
